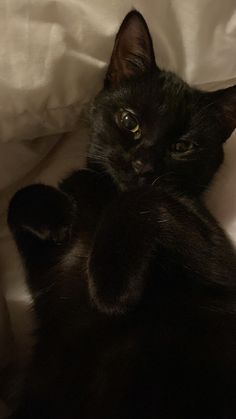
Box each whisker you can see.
[152,172,173,186]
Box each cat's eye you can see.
[172,140,196,154]
[117,109,141,140]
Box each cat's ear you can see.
[207,85,236,141]
[105,10,156,87]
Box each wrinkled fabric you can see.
[0,0,236,143]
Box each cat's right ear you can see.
[205,85,236,141]
[105,10,157,87]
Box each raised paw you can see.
[88,203,153,316]
[8,184,76,245]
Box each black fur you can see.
[89,11,236,195]
[8,10,236,419]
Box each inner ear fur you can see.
[105,10,157,87]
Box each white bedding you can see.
[0,1,236,415]
[0,0,236,143]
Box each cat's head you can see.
[89,10,236,195]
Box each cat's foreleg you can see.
[88,186,236,315]
[88,187,159,315]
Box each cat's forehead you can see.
[106,70,193,117]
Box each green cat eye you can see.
[117,109,141,139]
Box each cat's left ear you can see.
[207,85,236,141]
[105,10,156,87]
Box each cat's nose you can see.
[132,160,154,175]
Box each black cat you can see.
[8,10,236,419]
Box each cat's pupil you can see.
[121,111,139,133]
[123,114,136,130]
[174,140,194,153]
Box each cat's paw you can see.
[88,221,148,316]
[8,184,76,245]
[88,255,145,316]
[87,189,159,316]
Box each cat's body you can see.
[9,176,236,419]
[8,11,236,419]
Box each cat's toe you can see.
[8,184,76,245]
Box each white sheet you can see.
[0,0,236,142]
